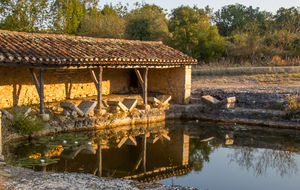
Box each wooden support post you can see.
[134,68,149,108]
[142,135,147,173]
[144,68,148,105]
[29,68,40,96]
[40,69,45,114]
[134,69,144,91]
[97,144,102,177]
[29,68,45,114]
[89,67,103,110]
[97,67,103,110]
[89,69,99,91]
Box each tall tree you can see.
[214,4,268,36]
[77,4,126,39]
[168,5,225,62]
[0,0,50,32]
[50,0,98,34]
[274,7,300,33]
[124,3,169,41]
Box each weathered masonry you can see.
[0,30,196,113]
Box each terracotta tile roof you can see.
[0,30,197,68]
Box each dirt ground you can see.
[192,73,300,91]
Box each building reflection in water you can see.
[43,123,192,182]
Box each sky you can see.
[99,0,299,14]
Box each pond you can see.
[4,120,300,190]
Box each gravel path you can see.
[1,167,197,190]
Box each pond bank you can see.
[3,103,300,144]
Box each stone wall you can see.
[0,67,131,108]
[148,66,191,104]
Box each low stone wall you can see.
[192,66,300,76]
[4,103,300,143]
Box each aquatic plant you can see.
[14,157,60,168]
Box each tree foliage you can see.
[77,4,126,39]
[124,3,169,41]
[0,0,49,32]
[50,0,86,34]
[168,5,225,62]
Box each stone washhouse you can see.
[0,30,197,115]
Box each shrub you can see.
[285,93,300,117]
[8,113,45,135]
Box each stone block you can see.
[148,97,160,104]
[60,102,84,117]
[226,97,236,103]
[122,99,137,111]
[0,109,13,120]
[201,95,221,109]
[107,101,128,112]
[11,106,31,117]
[60,102,76,110]
[221,96,236,109]
[202,95,236,110]
[39,114,50,121]
[77,101,97,116]
[157,95,172,105]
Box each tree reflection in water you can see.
[228,147,299,178]
[189,139,220,172]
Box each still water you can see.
[5,120,300,190]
